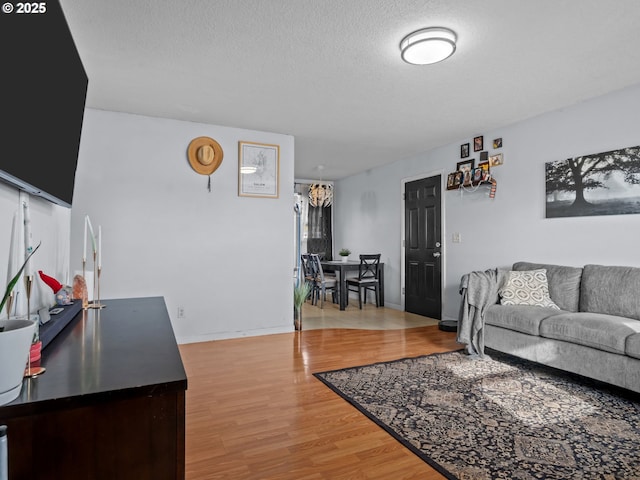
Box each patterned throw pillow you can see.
[499,269,560,309]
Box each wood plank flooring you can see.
[301,299,441,330]
[179,312,459,479]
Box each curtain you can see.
[307,205,332,260]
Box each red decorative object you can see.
[29,340,42,363]
[38,270,63,293]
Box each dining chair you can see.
[300,254,315,303]
[308,253,337,308]
[346,254,381,309]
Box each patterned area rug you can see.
[314,349,640,479]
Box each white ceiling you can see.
[59,0,640,181]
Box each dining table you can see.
[321,260,385,311]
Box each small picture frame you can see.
[473,168,482,183]
[473,135,484,152]
[457,159,475,173]
[478,161,490,181]
[463,170,472,186]
[238,141,280,198]
[447,172,457,189]
[460,143,470,158]
[453,171,463,187]
[493,137,503,149]
[480,151,488,162]
[489,152,504,167]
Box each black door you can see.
[404,175,442,318]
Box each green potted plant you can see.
[0,243,40,406]
[338,248,351,262]
[293,281,312,331]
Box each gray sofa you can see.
[458,261,640,394]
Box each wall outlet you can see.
[177,306,185,318]
[452,232,462,243]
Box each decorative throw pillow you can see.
[499,269,560,309]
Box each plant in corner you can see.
[0,242,41,406]
[293,281,312,331]
[338,248,351,262]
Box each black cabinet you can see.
[0,297,187,480]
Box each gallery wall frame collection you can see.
[447,135,504,195]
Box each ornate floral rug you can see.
[314,349,640,479]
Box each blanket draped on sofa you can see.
[457,268,508,356]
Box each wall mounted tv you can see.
[1,0,88,208]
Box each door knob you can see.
[433,252,441,258]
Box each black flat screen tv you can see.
[0,0,88,208]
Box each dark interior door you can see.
[404,175,442,318]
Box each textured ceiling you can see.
[59,0,640,180]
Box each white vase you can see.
[0,319,36,406]
[341,256,348,262]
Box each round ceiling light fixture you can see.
[400,27,457,65]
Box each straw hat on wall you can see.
[187,136,223,175]
[187,136,224,191]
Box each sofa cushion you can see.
[580,265,640,321]
[626,333,640,359]
[499,269,560,309]
[485,304,564,336]
[513,262,582,312]
[540,312,640,355]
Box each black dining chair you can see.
[300,254,316,302]
[346,254,381,309]
[308,253,337,308]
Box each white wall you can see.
[72,109,295,343]
[334,83,640,321]
[0,184,71,318]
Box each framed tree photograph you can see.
[238,141,280,198]
[461,143,470,158]
[474,135,484,152]
[546,145,640,218]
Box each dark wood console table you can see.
[0,297,187,480]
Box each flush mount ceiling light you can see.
[400,27,457,65]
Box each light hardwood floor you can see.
[301,297,441,330]
[179,303,459,479]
